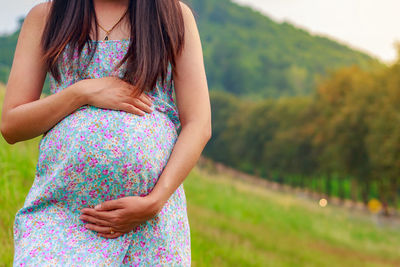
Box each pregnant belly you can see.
[32,105,178,211]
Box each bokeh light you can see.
[319,198,328,207]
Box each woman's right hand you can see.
[80,76,154,116]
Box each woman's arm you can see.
[147,2,212,208]
[1,3,153,145]
[0,2,69,144]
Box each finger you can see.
[118,103,145,116]
[126,98,153,114]
[112,222,142,232]
[98,223,141,239]
[85,223,115,234]
[98,232,124,239]
[79,214,112,227]
[95,199,124,211]
[138,93,153,107]
[147,94,155,101]
[80,208,116,221]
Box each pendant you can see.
[104,35,109,41]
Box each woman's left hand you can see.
[79,195,163,239]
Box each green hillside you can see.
[1,1,380,98]
[186,0,380,98]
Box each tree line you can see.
[204,53,400,214]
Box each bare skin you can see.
[1,0,211,239]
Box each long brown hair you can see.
[41,0,185,94]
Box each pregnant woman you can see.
[1,0,211,265]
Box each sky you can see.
[1,0,399,63]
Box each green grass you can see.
[1,85,400,266]
[0,137,40,265]
[185,169,400,266]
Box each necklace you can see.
[97,9,128,40]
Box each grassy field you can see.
[1,87,400,266]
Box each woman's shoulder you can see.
[178,1,197,34]
[17,2,52,48]
[179,1,194,19]
[24,2,52,28]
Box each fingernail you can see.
[95,204,101,210]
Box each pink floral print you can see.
[13,39,191,266]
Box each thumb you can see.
[95,199,122,211]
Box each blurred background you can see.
[1,0,400,266]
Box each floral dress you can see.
[13,39,191,266]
